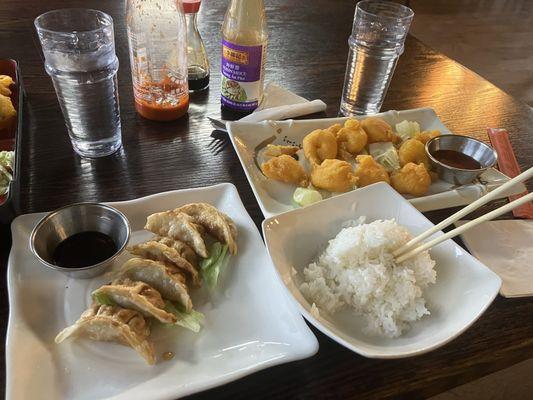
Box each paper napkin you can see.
[456,219,533,297]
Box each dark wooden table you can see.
[1,0,532,399]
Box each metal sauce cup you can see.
[29,202,130,279]
[426,135,498,185]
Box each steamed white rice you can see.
[300,219,436,338]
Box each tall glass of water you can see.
[35,9,122,158]
[340,0,413,116]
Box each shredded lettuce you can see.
[93,292,115,306]
[200,242,230,289]
[293,187,322,207]
[0,150,14,195]
[395,120,420,142]
[164,301,204,333]
[368,142,400,172]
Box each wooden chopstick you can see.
[394,191,533,263]
[392,166,533,258]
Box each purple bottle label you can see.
[221,40,264,111]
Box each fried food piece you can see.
[261,154,309,187]
[264,144,299,158]
[0,94,16,130]
[326,123,342,135]
[0,75,14,96]
[310,159,358,192]
[399,139,430,169]
[391,162,432,196]
[303,129,337,165]
[353,155,390,187]
[336,118,368,159]
[413,130,441,145]
[361,117,399,144]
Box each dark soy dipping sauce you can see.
[432,149,482,170]
[52,231,117,268]
[188,74,210,91]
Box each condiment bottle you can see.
[221,0,268,118]
[184,0,210,92]
[126,0,189,121]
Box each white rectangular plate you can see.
[263,182,502,358]
[228,107,526,217]
[6,183,318,400]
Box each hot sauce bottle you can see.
[126,0,189,121]
[220,0,268,119]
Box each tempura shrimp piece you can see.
[336,119,368,160]
[326,123,342,135]
[353,155,390,187]
[310,159,358,192]
[391,163,431,196]
[261,155,309,187]
[303,129,337,165]
[398,139,430,169]
[361,117,399,144]
[264,144,299,158]
[413,130,441,145]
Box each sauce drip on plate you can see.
[52,231,117,268]
[432,149,481,170]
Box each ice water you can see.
[340,41,399,116]
[47,61,121,157]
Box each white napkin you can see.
[238,82,327,123]
[456,220,533,297]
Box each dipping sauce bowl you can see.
[29,203,130,279]
[426,135,498,185]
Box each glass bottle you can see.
[126,0,189,121]
[220,0,268,118]
[184,0,210,92]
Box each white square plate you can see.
[228,107,526,217]
[262,182,501,358]
[6,183,318,400]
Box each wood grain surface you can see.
[0,0,532,399]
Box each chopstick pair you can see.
[393,166,533,263]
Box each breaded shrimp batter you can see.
[361,117,399,144]
[353,155,390,187]
[264,144,300,158]
[413,130,441,145]
[303,129,337,165]
[261,154,309,187]
[391,162,431,196]
[398,139,430,169]
[310,159,358,192]
[336,118,368,159]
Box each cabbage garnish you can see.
[164,301,204,333]
[395,120,420,142]
[0,150,14,195]
[200,242,230,289]
[293,187,322,207]
[368,142,400,172]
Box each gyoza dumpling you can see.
[175,203,238,255]
[92,278,177,324]
[145,211,208,258]
[119,258,193,312]
[55,304,155,365]
[154,236,197,267]
[128,241,200,286]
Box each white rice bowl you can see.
[300,219,436,338]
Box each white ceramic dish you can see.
[6,183,318,400]
[262,182,501,358]
[228,107,526,217]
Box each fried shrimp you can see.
[398,139,430,169]
[336,119,368,159]
[261,155,309,187]
[353,155,390,187]
[361,117,399,144]
[413,130,441,145]
[326,123,342,135]
[391,162,431,196]
[264,144,300,157]
[310,159,358,192]
[303,129,337,165]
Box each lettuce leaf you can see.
[395,120,420,142]
[93,292,115,306]
[368,142,400,172]
[0,150,14,195]
[200,242,230,289]
[164,301,204,333]
[293,187,323,207]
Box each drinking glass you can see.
[35,9,122,158]
[340,0,414,116]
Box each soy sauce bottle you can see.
[184,0,210,92]
[220,0,268,119]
